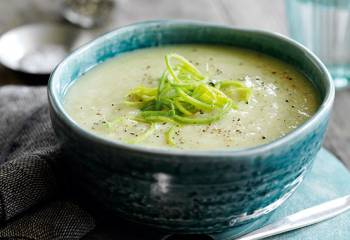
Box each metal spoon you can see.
[235,194,350,240]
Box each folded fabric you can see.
[0,201,95,239]
[0,86,95,239]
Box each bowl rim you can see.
[48,19,335,158]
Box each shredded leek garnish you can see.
[125,53,252,145]
[126,123,156,144]
[165,125,178,146]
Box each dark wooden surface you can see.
[0,0,349,167]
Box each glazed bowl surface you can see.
[48,20,334,234]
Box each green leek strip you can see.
[141,110,172,117]
[191,84,207,98]
[165,54,205,83]
[128,87,157,102]
[203,85,217,102]
[124,101,144,107]
[192,84,217,105]
[158,72,168,92]
[221,87,252,102]
[174,99,193,116]
[130,85,158,93]
[170,54,204,80]
[210,85,230,98]
[127,123,156,144]
[170,82,199,88]
[218,80,246,88]
[231,103,239,110]
[140,95,156,101]
[165,125,177,146]
[132,116,149,123]
[153,98,176,115]
[159,83,172,97]
[165,54,180,83]
[209,86,233,106]
[234,87,253,101]
[176,88,214,111]
[156,71,168,110]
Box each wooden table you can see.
[0,0,349,167]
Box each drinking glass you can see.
[286,0,350,89]
[62,0,115,28]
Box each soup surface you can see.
[64,45,319,150]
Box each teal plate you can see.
[89,148,350,239]
[211,148,350,239]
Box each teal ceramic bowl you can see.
[48,20,334,235]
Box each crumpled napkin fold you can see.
[0,86,95,240]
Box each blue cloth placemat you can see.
[266,148,350,239]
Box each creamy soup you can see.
[64,45,319,150]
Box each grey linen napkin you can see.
[0,86,95,239]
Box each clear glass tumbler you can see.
[286,0,350,89]
[62,0,115,29]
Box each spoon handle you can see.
[235,194,350,240]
